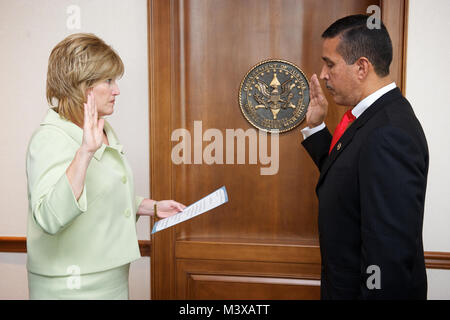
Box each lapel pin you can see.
[337,142,342,151]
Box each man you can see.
[301,15,428,299]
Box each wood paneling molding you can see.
[148,0,178,299]
[1,237,448,269]
[0,236,26,253]
[0,237,151,257]
[175,239,321,264]
[424,252,450,270]
[381,0,408,93]
[139,240,152,257]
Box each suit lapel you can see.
[316,88,402,189]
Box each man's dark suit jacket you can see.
[302,88,429,299]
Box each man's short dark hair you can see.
[322,14,393,77]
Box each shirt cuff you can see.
[301,122,326,140]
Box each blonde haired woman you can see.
[26,33,185,299]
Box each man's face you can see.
[320,37,360,106]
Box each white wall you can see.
[405,0,450,299]
[0,253,27,299]
[0,0,150,299]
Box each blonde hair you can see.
[46,33,124,125]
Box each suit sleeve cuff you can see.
[301,122,326,140]
[135,196,145,222]
[135,196,145,212]
[47,173,87,227]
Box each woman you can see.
[26,33,185,299]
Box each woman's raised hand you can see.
[66,92,104,200]
[81,92,105,155]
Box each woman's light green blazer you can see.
[26,109,144,276]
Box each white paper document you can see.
[151,186,228,234]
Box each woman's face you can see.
[87,78,120,117]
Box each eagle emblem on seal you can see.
[239,59,310,133]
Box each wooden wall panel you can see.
[170,0,379,244]
[176,259,321,299]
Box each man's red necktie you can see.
[329,109,356,154]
